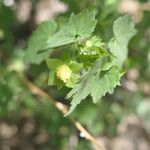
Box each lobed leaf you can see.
[108,15,136,67]
[91,66,121,103]
[46,10,97,49]
[65,55,120,115]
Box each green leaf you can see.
[108,15,136,67]
[86,36,105,48]
[66,61,99,115]
[68,10,97,37]
[99,55,116,71]
[66,73,79,88]
[46,59,63,71]
[65,55,118,115]
[69,62,83,73]
[46,10,97,49]
[91,66,121,103]
[46,26,75,49]
[65,75,92,116]
[24,21,57,64]
[48,71,55,85]
[60,50,72,63]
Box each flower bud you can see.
[56,65,72,83]
[86,40,92,47]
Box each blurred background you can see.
[0,0,150,149]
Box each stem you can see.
[18,73,106,150]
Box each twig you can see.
[18,73,106,150]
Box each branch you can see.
[18,73,106,150]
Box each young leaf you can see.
[108,15,136,67]
[24,21,57,64]
[46,10,97,49]
[86,36,105,48]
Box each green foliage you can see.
[46,10,97,49]
[108,15,137,67]
[77,36,107,66]
[46,58,82,88]
[90,66,121,103]
[24,10,136,115]
[66,56,121,115]
[0,5,16,50]
[1,0,150,149]
[25,21,57,64]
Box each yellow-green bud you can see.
[86,40,92,47]
[56,65,72,83]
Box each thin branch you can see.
[18,73,106,150]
